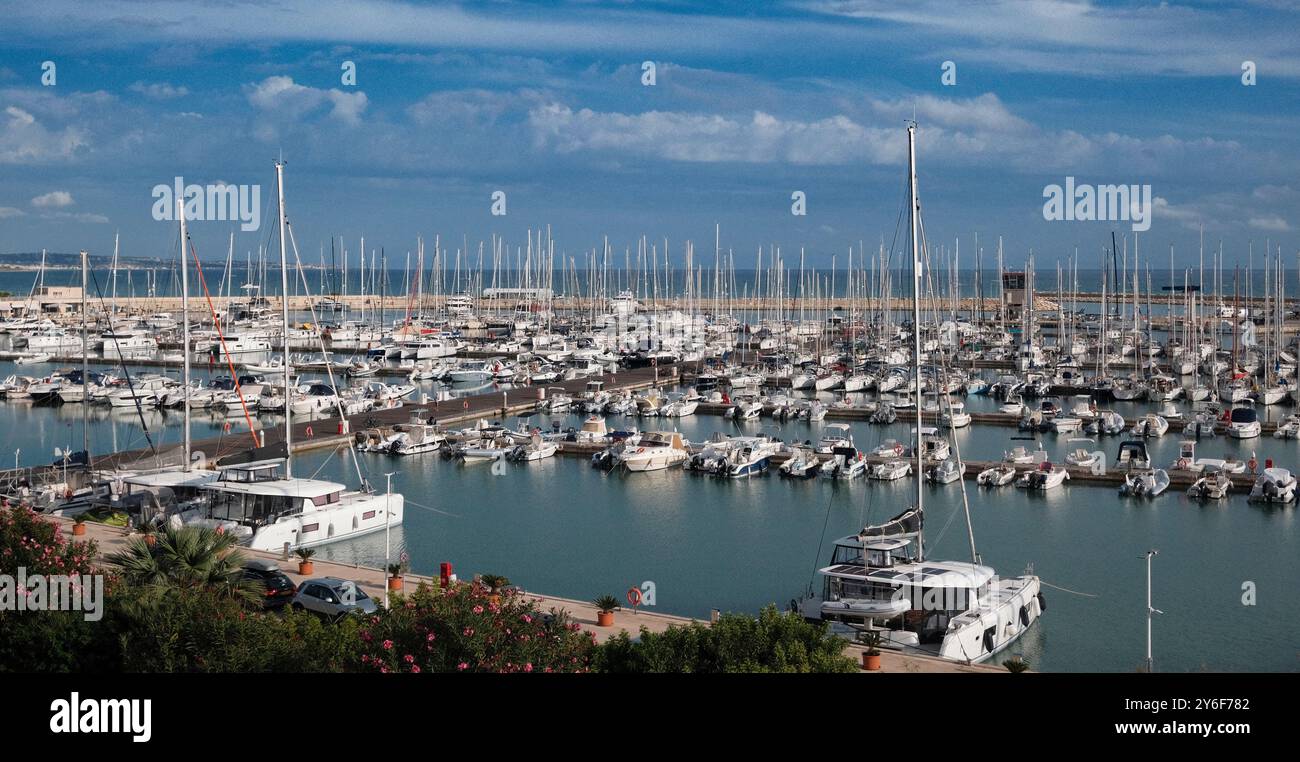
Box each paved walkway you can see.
[62,516,1006,673]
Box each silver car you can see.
[290,577,378,620]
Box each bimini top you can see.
[207,459,342,499]
[1230,407,1258,424]
[820,558,996,589]
[125,470,220,489]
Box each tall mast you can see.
[907,122,925,560]
[275,160,293,475]
[80,250,90,468]
[178,198,192,470]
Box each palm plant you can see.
[107,524,261,606]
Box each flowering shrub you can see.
[356,582,595,674]
[0,502,97,576]
[595,605,857,673]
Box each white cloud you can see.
[129,81,189,99]
[0,206,25,219]
[1248,215,1291,232]
[246,75,367,125]
[0,105,89,163]
[31,190,74,208]
[39,210,109,224]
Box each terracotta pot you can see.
[387,576,403,591]
[863,653,881,671]
[72,523,86,536]
[298,561,314,575]
[143,534,157,546]
[597,611,614,627]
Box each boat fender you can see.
[463,399,470,410]
[305,425,314,438]
[1019,605,1029,627]
[1248,457,1258,474]
[982,629,995,654]
[1036,592,1047,612]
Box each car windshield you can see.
[331,584,368,601]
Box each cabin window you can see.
[310,492,341,506]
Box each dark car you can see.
[242,559,297,609]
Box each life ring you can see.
[627,587,642,607]
[1176,458,1188,470]
[893,443,904,456]
[463,399,470,410]
[305,425,314,438]
[223,422,232,433]
[1248,458,1258,473]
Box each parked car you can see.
[290,577,378,620]
[241,559,297,609]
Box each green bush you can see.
[595,605,857,673]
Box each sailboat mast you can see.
[178,199,191,471]
[276,161,293,475]
[907,122,925,560]
[80,250,90,468]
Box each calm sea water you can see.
[3,357,1295,673]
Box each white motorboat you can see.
[926,458,964,485]
[1003,445,1047,465]
[779,448,822,479]
[821,447,869,480]
[1130,414,1169,438]
[387,425,445,456]
[1274,415,1300,440]
[976,465,1017,487]
[1187,467,1233,500]
[1226,406,1262,439]
[1016,461,1070,490]
[868,459,911,481]
[1248,467,1297,504]
[816,423,854,454]
[507,433,559,462]
[1120,468,1170,498]
[616,431,689,472]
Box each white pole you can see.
[276,161,292,475]
[178,199,191,471]
[384,472,395,609]
[1143,549,1161,672]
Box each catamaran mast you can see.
[276,160,293,475]
[80,250,90,468]
[178,198,191,470]
[907,122,925,561]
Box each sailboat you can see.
[795,124,1044,663]
[170,162,404,551]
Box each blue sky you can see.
[1,0,1298,269]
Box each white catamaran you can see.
[163,161,404,551]
[796,124,1044,663]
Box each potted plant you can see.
[861,631,882,671]
[480,573,510,604]
[387,563,404,591]
[71,516,87,536]
[594,594,619,627]
[1002,655,1030,673]
[139,522,157,547]
[295,548,316,576]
